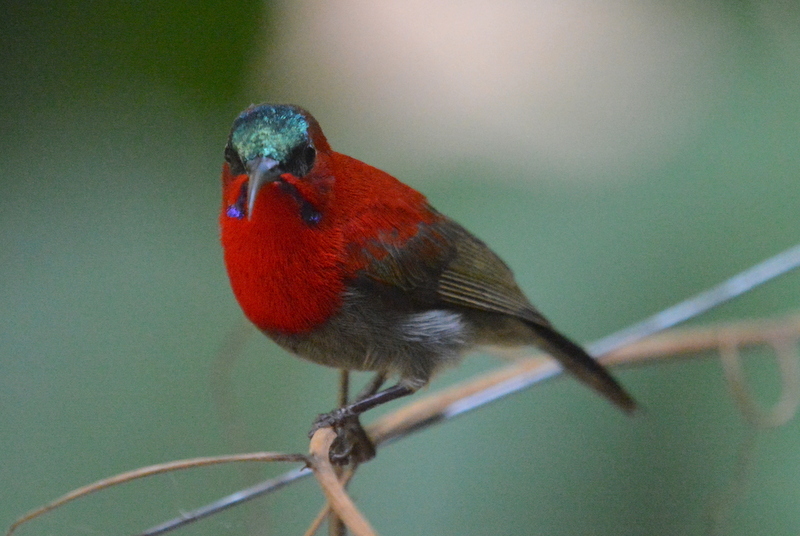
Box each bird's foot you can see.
[309,407,353,436]
[309,410,375,465]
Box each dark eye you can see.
[286,144,316,177]
[224,144,245,175]
[303,146,316,171]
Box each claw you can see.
[309,408,348,438]
[308,411,376,465]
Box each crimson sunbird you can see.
[220,104,635,463]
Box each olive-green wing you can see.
[352,212,636,413]
[355,213,551,326]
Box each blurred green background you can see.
[2,1,800,535]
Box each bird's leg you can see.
[328,369,372,464]
[327,372,387,464]
[355,372,386,402]
[312,379,413,465]
[312,382,414,432]
[329,370,351,536]
[338,369,351,406]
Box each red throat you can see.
[219,153,438,335]
[220,164,344,333]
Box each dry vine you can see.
[6,313,800,536]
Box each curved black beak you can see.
[245,156,280,220]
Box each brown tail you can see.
[525,321,637,413]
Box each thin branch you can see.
[10,243,800,536]
[139,313,800,535]
[719,333,800,428]
[308,429,378,536]
[304,467,356,536]
[5,452,306,536]
[588,242,800,355]
[370,314,800,444]
[602,314,800,364]
[303,503,332,536]
[142,466,312,536]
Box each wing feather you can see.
[351,211,550,326]
[346,209,636,412]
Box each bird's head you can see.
[224,104,331,219]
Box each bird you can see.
[220,104,635,463]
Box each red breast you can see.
[220,151,437,334]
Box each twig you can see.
[304,467,356,536]
[139,313,800,535]
[602,314,800,364]
[308,429,378,536]
[303,504,332,536]
[10,243,800,536]
[588,242,800,355]
[376,314,800,438]
[4,452,306,536]
[142,466,312,535]
[9,316,800,536]
[719,333,800,428]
